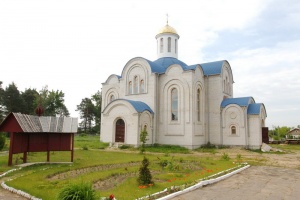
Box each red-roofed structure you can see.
[0,112,78,166]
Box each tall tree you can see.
[76,97,95,134]
[91,91,101,134]
[0,81,5,122]
[21,88,39,114]
[37,86,70,117]
[2,82,25,114]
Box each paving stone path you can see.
[172,166,300,200]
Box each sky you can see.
[0,0,299,129]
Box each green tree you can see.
[91,91,101,134]
[0,81,5,122]
[76,98,95,134]
[269,126,291,140]
[37,86,70,116]
[137,156,153,185]
[2,82,25,114]
[21,88,39,114]
[139,128,148,154]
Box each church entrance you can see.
[115,119,125,142]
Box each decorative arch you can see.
[104,88,119,107]
[123,60,149,95]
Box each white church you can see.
[100,22,267,149]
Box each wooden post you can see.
[23,151,27,163]
[71,133,74,162]
[47,133,50,162]
[8,132,14,166]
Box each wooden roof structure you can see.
[0,112,78,166]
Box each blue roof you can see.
[247,103,262,115]
[105,99,154,114]
[125,99,154,113]
[201,60,225,76]
[221,97,254,108]
[153,57,188,70]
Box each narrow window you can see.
[197,88,200,121]
[134,76,138,94]
[140,79,144,93]
[171,88,178,121]
[231,126,236,135]
[175,39,177,53]
[129,81,132,94]
[110,94,115,102]
[143,125,147,131]
[160,38,163,53]
[168,37,171,52]
[226,77,228,93]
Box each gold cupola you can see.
[155,19,180,59]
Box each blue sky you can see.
[0,0,299,128]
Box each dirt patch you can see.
[93,172,137,190]
[48,162,140,180]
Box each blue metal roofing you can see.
[125,99,154,113]
[247,103,262,115]
[153,57,188,70]
[200,60,225,76]
[105,99,154,113]
[221,97,254,108]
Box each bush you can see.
[0,133,5,151]
[57,182,96,200]
[137,157,153,185]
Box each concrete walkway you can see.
[172,166,300,200]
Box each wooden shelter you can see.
[0,112,78,166]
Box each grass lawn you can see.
[0,135,248,200]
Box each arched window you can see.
[197,88,201,121]
[140,79,144,93]
[171,88,178,121]
[175,39,177,53]
[226,77,228,93]
[129,81,132,94]
[168,37,171,52]
[231,126,236,135]
[160,38,163,53]
[134,76,138,94]
[143,125,147,131]
[110,94,115,102]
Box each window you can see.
[197,88,200,121]
[110,94,115,102]
[168,37,171,52]
[171,88,178,121]
[160,38,163,53]
[129,81,132,94]
[231,126,236,135]
[140,79,144,93]
[134,76,138,94]
[143,125,147,131]
[175,39,177,53]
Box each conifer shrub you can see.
[137,156,153,185]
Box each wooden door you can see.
[262,127,269,144]
[115,119,125,142]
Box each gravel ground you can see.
[172,166,300,200]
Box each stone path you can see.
[0,187,26,200]
[172,166,300,200]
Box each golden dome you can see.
[157,24,178,35]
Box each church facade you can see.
[100,23,267,149]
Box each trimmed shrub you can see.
[137,156,153,185]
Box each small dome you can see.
[157,24,178,35]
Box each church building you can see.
[100,22,267,149]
